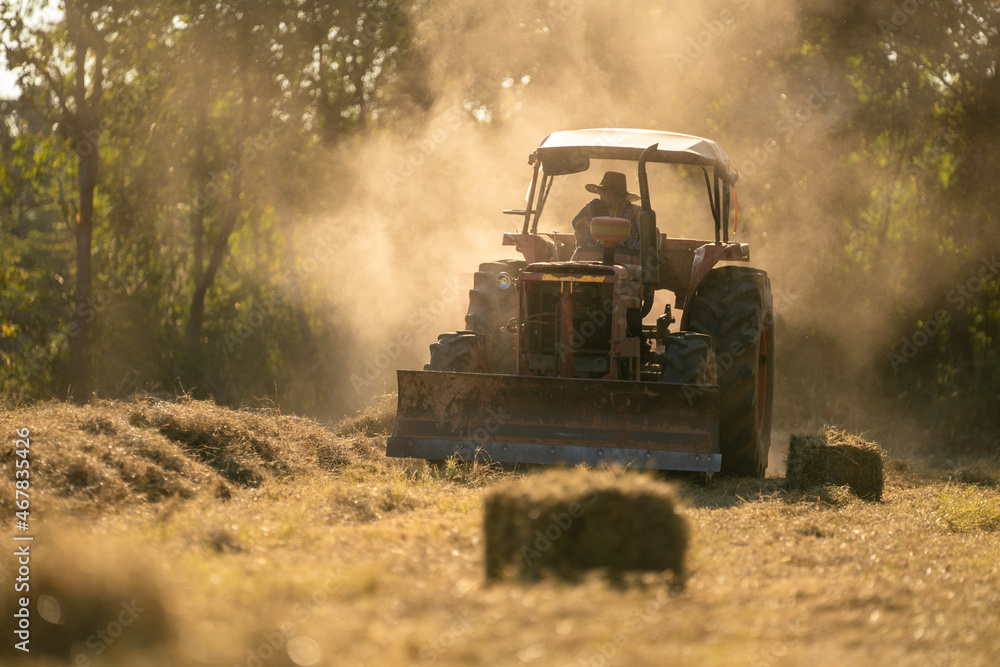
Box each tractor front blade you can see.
[386,370,720,472]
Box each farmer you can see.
[571,171,642,252]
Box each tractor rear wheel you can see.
[425,332,488,373]
[466,260,526,373]
[681,266,774,478]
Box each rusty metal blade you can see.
[386,370,720,472]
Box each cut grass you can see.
[0,396,385,517]
[934,484,1000,533]
[1,399,998,666]
[951,460,1000,488]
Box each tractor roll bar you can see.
[638,144,659,317]
[522,160,541,234]
[702,167,733,243]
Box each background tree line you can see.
[0,1,997,451]
[1,0,430,416]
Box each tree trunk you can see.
[184,59,251,362]
[69,149,96,400]
[184,95,210,361]
[66,2,103,403]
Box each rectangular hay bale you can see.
[785,426,885,500]
[483,468,688,582]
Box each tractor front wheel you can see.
[466,260,526,373]
[659,332,717,385]
[424,331,488,469]
[425,331,488,373]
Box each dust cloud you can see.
[304,0,939,438]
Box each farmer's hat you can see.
[585,171,640,202]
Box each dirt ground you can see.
[1,398,998,666]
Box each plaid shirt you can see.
[572,199,642,250]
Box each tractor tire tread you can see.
[464,259,526,374]
[681,266,774,478]
[659,332,716,386]
[425,332,488,373]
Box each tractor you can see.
[386,128,773,477]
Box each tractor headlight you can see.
[496,272,514,290]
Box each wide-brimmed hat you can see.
[585,171,639,202]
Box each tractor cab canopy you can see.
[530,128,738,183]
[518,128,738,243]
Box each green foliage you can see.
[1,0,419,415]
[935,485,1000,533]
[0,218,72,400]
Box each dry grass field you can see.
[1,397,998,666]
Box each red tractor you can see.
[388,129,773,477]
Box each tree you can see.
[1,1,142,400]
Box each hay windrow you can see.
[785,426,886,501]
[484,468,688,583]
[0,397,389,515]
[127,398,297,485]
[336,393,397,438]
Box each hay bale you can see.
[785,427,885,500]
[483,468,688,582]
